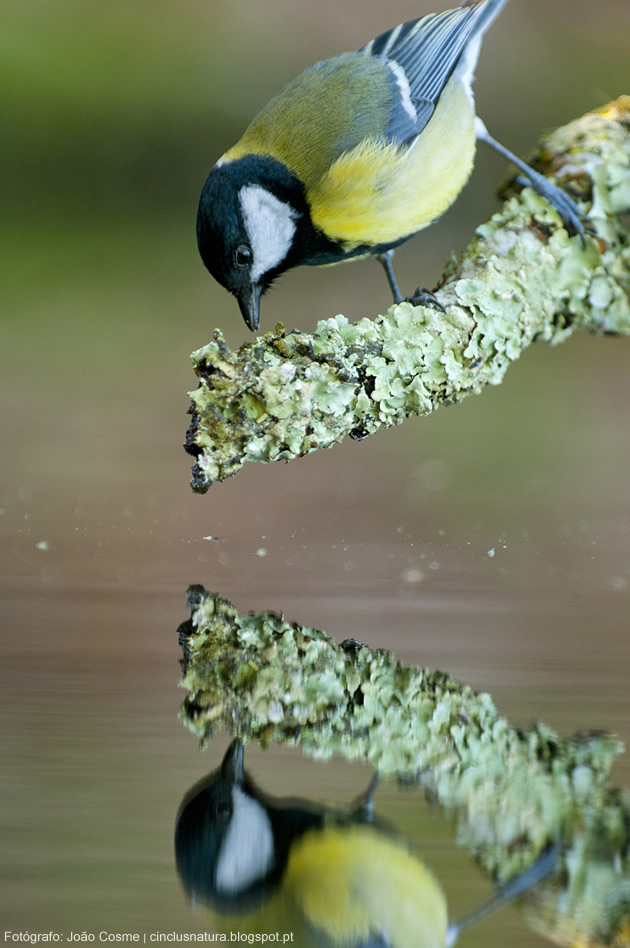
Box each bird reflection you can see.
[175,739,559,947]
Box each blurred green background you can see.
[1,0,629,943]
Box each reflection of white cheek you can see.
[215,788,274,894]
[239,185,299,281]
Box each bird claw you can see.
[514,172,586,240]
[404,287,446,312]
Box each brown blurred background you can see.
[1,0,629,942]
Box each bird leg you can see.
[445,841,562,947]
[475,117,586,238]
[376,250,446,312]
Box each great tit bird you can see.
[175,739,561,947]
[197,0,584,332]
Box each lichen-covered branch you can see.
[185,97,630,492]
[177,587,630,947]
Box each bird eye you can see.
[214,801,231,822]
[234,244,253,267]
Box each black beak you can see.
[221,738,244,786]
[237,285,262,333]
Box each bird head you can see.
[196,156,306,331]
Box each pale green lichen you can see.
[177,587,630,947]
[185,98,630,492]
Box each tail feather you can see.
[460,0,510,38]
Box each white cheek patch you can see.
[239,185,299,282]
[214,787,274,894]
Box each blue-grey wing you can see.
[359,0,508,142]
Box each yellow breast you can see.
[309,77,476,248]
[285,825,449,947]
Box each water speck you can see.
[400,568,425,584]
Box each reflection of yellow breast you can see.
[285,825,448,948]
[310,78,476,249]
[210,824,448,947]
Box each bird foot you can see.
[403,287,446,312]
[514,173,586,240]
